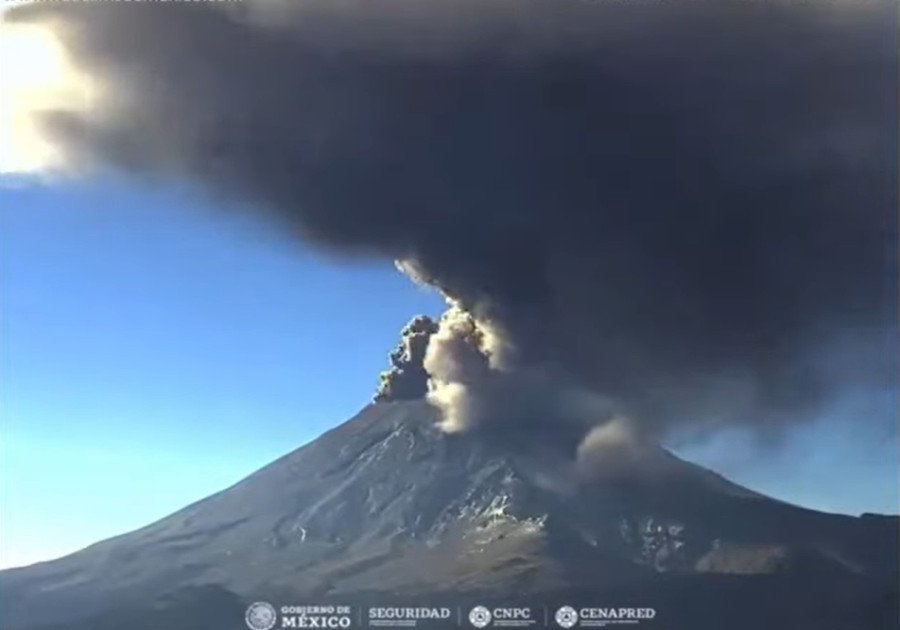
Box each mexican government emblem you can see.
[245,601,278,630]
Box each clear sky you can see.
[1,176,897,570]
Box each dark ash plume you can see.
[10,0,897,439]
[374,315,438,402]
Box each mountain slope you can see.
[1,401,897,629]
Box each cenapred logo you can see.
[469,605,492,628]
[554,606,578,629]
[245,601,278,630]
[554,606,656,627]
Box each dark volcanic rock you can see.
[1,401,897,629]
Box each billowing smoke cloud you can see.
[422,307,496,432]
[420,305,614,444]
[576,418,649,479]
[7,0,897,441]
[374,315,438,402]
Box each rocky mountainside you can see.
[1,401,897,630]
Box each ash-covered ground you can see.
[1,400,896,630]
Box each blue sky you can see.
[1,177,896,569]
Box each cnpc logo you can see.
[468,605,533,627]
[468,606,492,628]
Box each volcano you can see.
[1,400,897,630]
